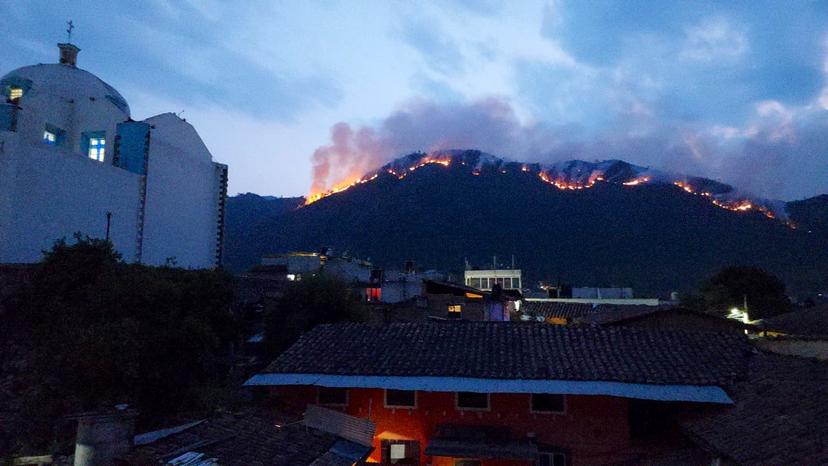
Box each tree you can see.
[699,266,789,320]
[263,274,365,358]
[1,235,238,454]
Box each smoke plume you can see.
[309,96,828,201]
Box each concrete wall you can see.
[0,130,141,263]
[140,114,220,268]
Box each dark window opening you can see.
[537,451,566,466]
[456,392,489,410]
[531,394,565,413]
[385,389,416,408]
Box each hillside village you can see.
[3,13,828,466]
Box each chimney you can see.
[72,406,137,466]
[58,43,81,67]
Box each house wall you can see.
[0,131,141,263]
[274,386,633,466]
[755,338,828,360]
[140,114,221,268]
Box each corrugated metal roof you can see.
[247,374,733,404]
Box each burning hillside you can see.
[304,150,792,226]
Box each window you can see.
[9,87,23,102]
[82,131,106,162]
[366,287,381,302]
[503,277,512,289]
[381,439,419,464]
[470,277,481,289]
[385,389,416,408]
[448,304,462,318]
[537,451,566,466]
[514,278,521,289]
[531,394,565,413]
[456,392,489,410]
[43,130,57,144]
[42,124,65,146]
[317,387,348,406]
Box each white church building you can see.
[0,42,228,268]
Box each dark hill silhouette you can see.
[224,152,828,296]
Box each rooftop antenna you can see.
[66,20,75,44]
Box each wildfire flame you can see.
[303,153,795,229]
[622,177,651,186]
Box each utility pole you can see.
[105,211,112,241]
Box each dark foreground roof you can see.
[760,305,828,337]
[259,322,750,387]
[521,300,598,319]
[125,410,356,466]
[678,352,828,465]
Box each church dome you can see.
[1,59,130,117]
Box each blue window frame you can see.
[82,131,106,162]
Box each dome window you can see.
[82,131,106,162]
[9,87,23,102]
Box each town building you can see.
[246,321,750,465]
[464,261,522,291]
[754,305,828,360]
[0,42,227,268]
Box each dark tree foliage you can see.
[1,235,237,454]
[262,274,365,358]
[699,266,789,319]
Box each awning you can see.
[425,438,538,460]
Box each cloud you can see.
[400,17,467,74]
[309,90,828,201]
[680,16,748,62]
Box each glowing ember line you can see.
[622,177,650,186]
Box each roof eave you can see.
[244,373,734,404]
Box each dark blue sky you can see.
[2,1,827,200]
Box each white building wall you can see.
[0,130,141,262]
[140,113,219,268]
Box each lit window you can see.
[448,304,462,319]
[385,389,416,408]
[366,287,381,302]
[537,451,566,466]
[531,394,565,413]
[88,137,105,161]
[381,440,420,464]
[456,392,489,410]
[83,132,106,162]
[317,387,348,406]
[9,87,23,101]
[43,124,65,146]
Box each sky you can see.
[2,1,828,201]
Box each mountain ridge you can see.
[224,150,828,296]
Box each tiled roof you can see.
[125,410,347,466]
[678,352,828,465]
[261,322,751,387]
[521,301,598,319]
[573,306,742,328]
[760,305,828,337]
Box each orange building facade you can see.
[274,386,635,465]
